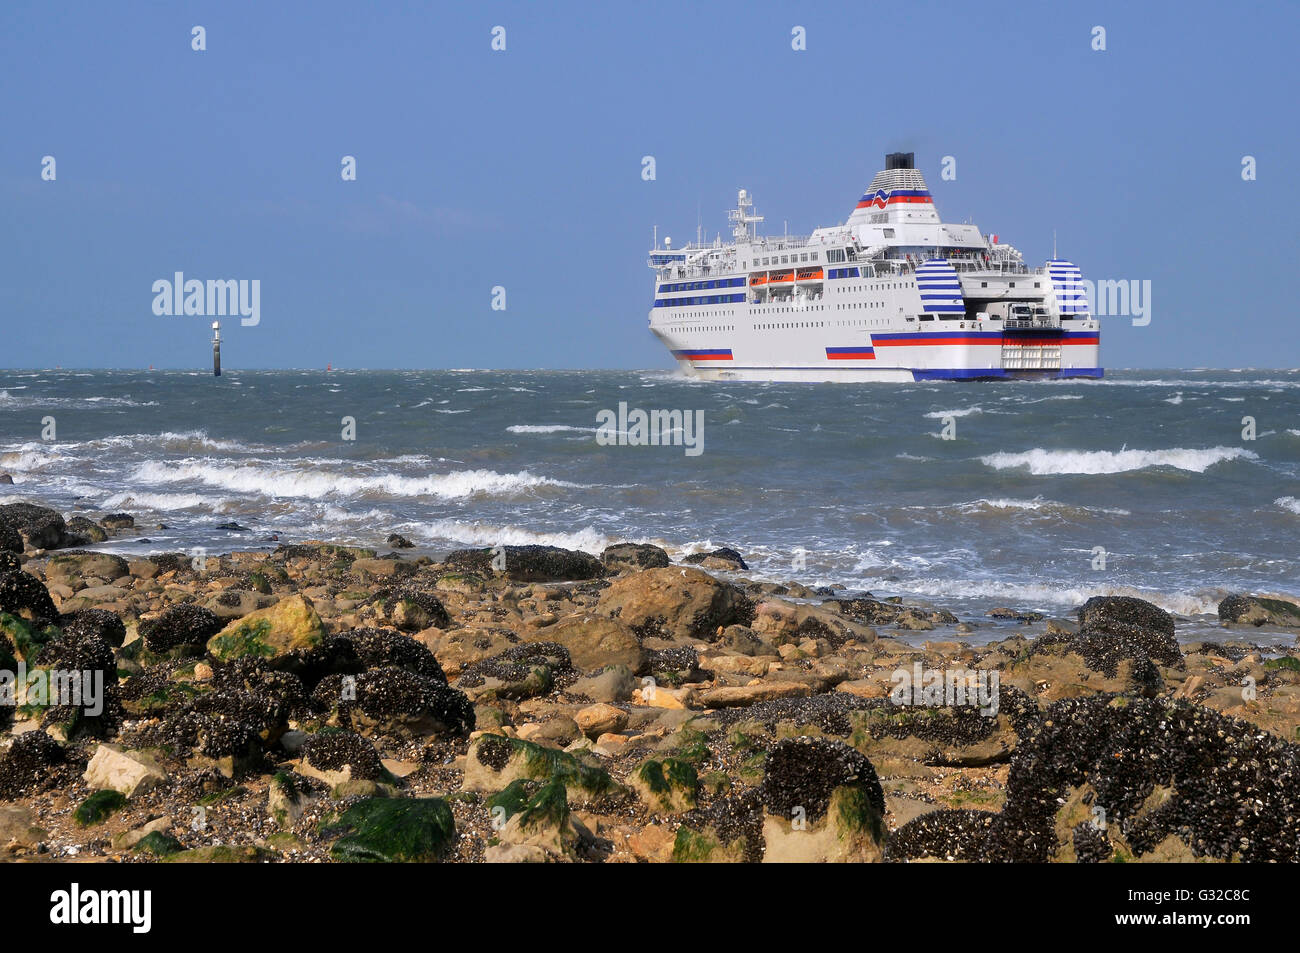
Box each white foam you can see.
[506,425,596,434]
[128,460,582,500]
[852,575,1222,616]
[419,519,612,554]
[980,446,1257,475]
[1276,497,1300,515]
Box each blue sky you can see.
[2,0,1296,370]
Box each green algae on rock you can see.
[328,797,456,862]
[206,594,325,662]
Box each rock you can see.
[698,682,812,708]
[887,809,997,862]
[111,816,172,851]
[595,567,754,641]
[203,589,277,619]
[141,603,224,653]
[571,665,637,704]
[831,597,958,628]
[59,608,126,648]
[0,733,65,799]
[575,703,628,739]
[133,831,184,857]
[1063,595,1183,674]
[0,804,45,849]
[0,473,12,485]
[761,736,886,823]
[446,544,606,583]
[164,845,276,863]
[299,731,390,787]
[351,557,417,580]
[313,666,474,738]
[717,624,775,656]
[266,773,317,828]
[0,570,58,625]
[626,822,676,861]
[0,522,20,555]
[73,789,127,826]
[682,547,749,571]
[127,559,160,580]
[206,594,326,662]
[36,625,122,741]
[759,737,887,863]
[632,684,699,709]
[333,626,450,682]
[487,779,588,861]
[976,695,1300,863]
[73,584,129,604]
[1077,595,1175,644]
[328,797,456,862]
[516,717,581,747]
[534,614,644,672]
[365,586,451,631]
[83,744,166,798]
[386,533,415,549]
[1218,594,1300,628]
[601,543,671,573]
[0,503,69,550]
[630,758,699,813]
[99,513,135,530]
[484,842,550,863]
[988,607,1045,623]
[64,517,108,544]
[462,734,617,804]
[457,642,568,701]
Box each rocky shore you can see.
[2,499,1299,863]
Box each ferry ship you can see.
[647,153,1100,381]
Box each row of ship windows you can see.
[657,277,747,293]
[747,251,820,267]
[680,317,902,332]
[837,301,886,309]
[656,279,916,307]
[652,293,747,308]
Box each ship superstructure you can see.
[647,153,1100,381]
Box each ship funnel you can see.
[847,153,939,227]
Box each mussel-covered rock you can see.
[601,543,670,573]
[0,571,58,626]
[0,503,69,550]
[140,603,224,654]
[446,544,605,582]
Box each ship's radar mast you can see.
[729,189,764,242]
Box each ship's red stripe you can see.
[854,195,934,209]
[874,336,1100,347]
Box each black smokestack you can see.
[885,152,915,170]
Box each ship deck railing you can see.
[1003,316,1061,330]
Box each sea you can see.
[3,368,1298,641]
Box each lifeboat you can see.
[796,267,824,281]
[768,270,794,284]
[750,273,768,286]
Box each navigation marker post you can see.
[212,321,221,377]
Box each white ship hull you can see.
[646,153,1100,382]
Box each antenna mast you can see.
[728,189,764,242]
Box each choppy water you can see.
[3,368,1298,636]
